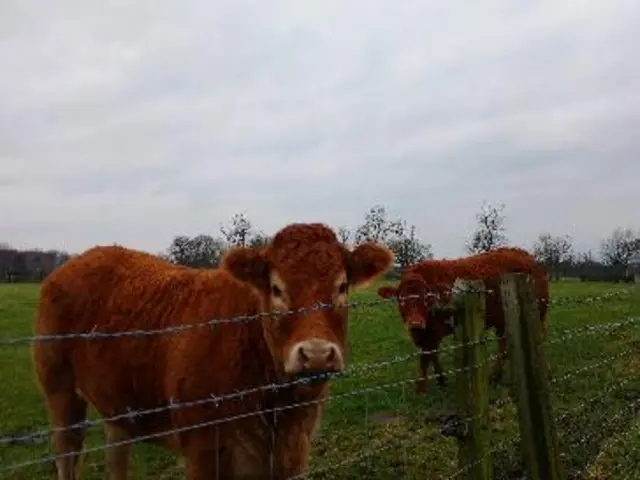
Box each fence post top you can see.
[501,272,534,282]
[452,278,486,295]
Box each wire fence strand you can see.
[0,283,638,478]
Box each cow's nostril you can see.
[290,341,343,375]
[298,346,309,362]
[326,346,336,362]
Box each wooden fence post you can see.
[449,279,493,480]
[500,272,565,480]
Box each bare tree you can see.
[600,227,640,265]
[249,233,271,248]
[353,206,431,268]
[190,234,226,267]
[466,201,508,254]
[51,250,72,267]
[388,223,433,269]
[578,250,594,263]
[167,235,191,265]
[220,213,254,248]
[354,205,403,245]
[336,226,351,245]
[574,249,596,266]
[533,233,573,280]
[156,251,171,262]
[167,234,225,268]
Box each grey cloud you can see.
[1,0,639,256]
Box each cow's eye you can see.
[271,285,282,297]
[338,282,348,295]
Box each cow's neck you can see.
[246,307,330,431]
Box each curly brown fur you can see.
[32,222,393,479]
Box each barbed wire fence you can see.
[0,276,638,479]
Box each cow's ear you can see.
[377,286,398,299]
[222,247,270,292]
[347,243,394,289]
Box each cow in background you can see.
[32,223,394,479]
[378,247,549,394]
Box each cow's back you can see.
[409,249,548,327]
[32,245,266,443]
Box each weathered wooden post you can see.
[441,278,492,480]
[500,272,565,480]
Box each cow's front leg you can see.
[183,445,231,480]
[415,350,431,395]
[432,352,447,388]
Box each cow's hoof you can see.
[437,375,448,389]
[415,380,427,395]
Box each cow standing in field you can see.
[377,247,549,394]
[31,223,394,479]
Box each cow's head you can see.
[377,273,453,337]
[222,223,394,383]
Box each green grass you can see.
[1,281,639,479]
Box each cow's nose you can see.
[298,342,336,367]
[406,314,426,330]
[286,339,343,375]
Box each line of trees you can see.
[0,243,70,283]
[143,201,640,283]
[159,213,271,268]
[1,201,638,283]
[464,201,639,282]
[161,206,433,272]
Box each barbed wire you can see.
[554,377,632,422]
[0,336,502,448]
[0,348,512,474]
[443,436,517,479]
[543,316,639,345]
[4,311,636,450]
[0,293,428,346]
[2,285,632,308]
[582,400,640,479]
[1,380,636,478]
[290,441,399,479]
[572,396,640,476]
[1,298,637,449]
[6,336,634,477]
[417,353,638,480]
[0,375,419,473]
[545,288,635,307]
[1,284,637,478]
[549,345,637,386]
[1,285,634,347]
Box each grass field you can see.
[1,280,639,479]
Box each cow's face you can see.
[377,273,453,337]
[223,223,394,382]
[378,274,431,334]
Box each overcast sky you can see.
[1,1,638,258]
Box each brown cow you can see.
[377,247,549,394]
[31,223,393,479]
